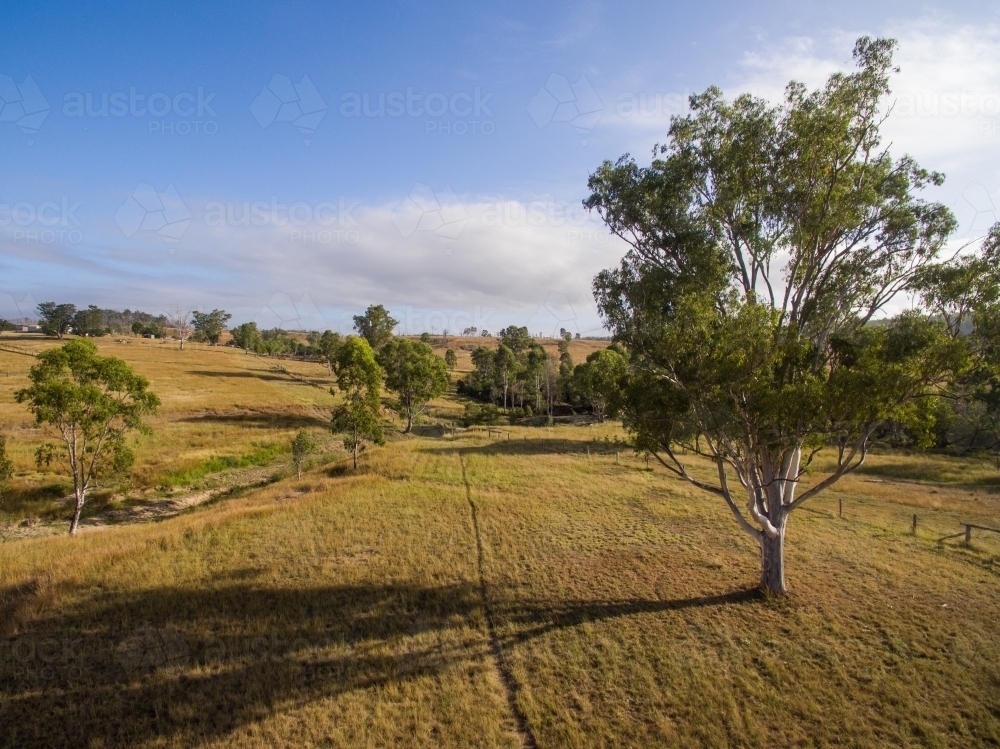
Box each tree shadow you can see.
[180,412,330,429]
[0,572,760,747]
[185,369,295,382]
[423,438,598,458]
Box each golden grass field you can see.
[1,333,999,747]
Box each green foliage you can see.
[444,348,458,370]
[498,326,532,354]
[230,321,263,351]
[461,402,501,426]
[330,336,385,467]
[37,302,77,339]
[14,339,160,532]
[916,223,1000,461]
[71,305,109,337]
[191,309,232,345]
[420,332,431,343]
[162,443,286,487]
[317,330,342,369]
[0,436,13,501]
[378,338,449,432]
[0,318,12,332]
[572,347,629,422]
[586,36,966,592]
[291,430,318,478]
[353,304,398,351]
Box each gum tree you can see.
[15,340,160,534]
[330,336,385,469]
[377,338,449,432]
[191,309,232,345]
[352,304,398,351]
[291,430,317,479]
[0,436,13,501]
[916,224,1000,465]
[586,37,965,593]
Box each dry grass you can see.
[1,336,999,747]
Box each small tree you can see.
[330,336,385,468]
[378,338,450,432]
[37,302,77,339]
[317,330,342,372]
[0,319,14,333]
[573,347,628,422]
[0,435,14,501]
[290,430,317,479]
[191,309,232,345]
[444,348,458,370]
[353,304,398,351]
[169,305,192,350]
[230,321,263,352]
[494,344,519,411]
[15,340,160,534]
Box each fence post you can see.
[839,497,843,518]
[965,524,972,544]
[912,514,917,534]
[615,451,619,465]
[586,445,590,458]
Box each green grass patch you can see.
[160,443,288,487]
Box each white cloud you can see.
[1,195,625,334]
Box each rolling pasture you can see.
[1,335,999,747]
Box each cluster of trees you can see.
[460,326,554,419]
[8,303,231,347]
[580,36,1000,593]
[326,305,448,463]
[457,326,627,424]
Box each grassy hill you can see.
[1,336,999,747]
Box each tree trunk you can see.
[296,462,302,480]
[353,444,358,469]
[405,410,413,433]
[759,517,788,594]
[69,489,85,535]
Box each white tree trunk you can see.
[69,487,85,535]
[759,515,787,594]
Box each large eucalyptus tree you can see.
[586,37,967,593]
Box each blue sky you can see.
[2,0,999,335]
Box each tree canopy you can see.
[353,304,398,351]
[585,36,968,593]
[15,339,160,534]
[378,338,449,432]
[37,302,77,339]
[330,336,385,468]
[191,309,232,345]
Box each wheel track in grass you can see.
[459,450,538,749]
